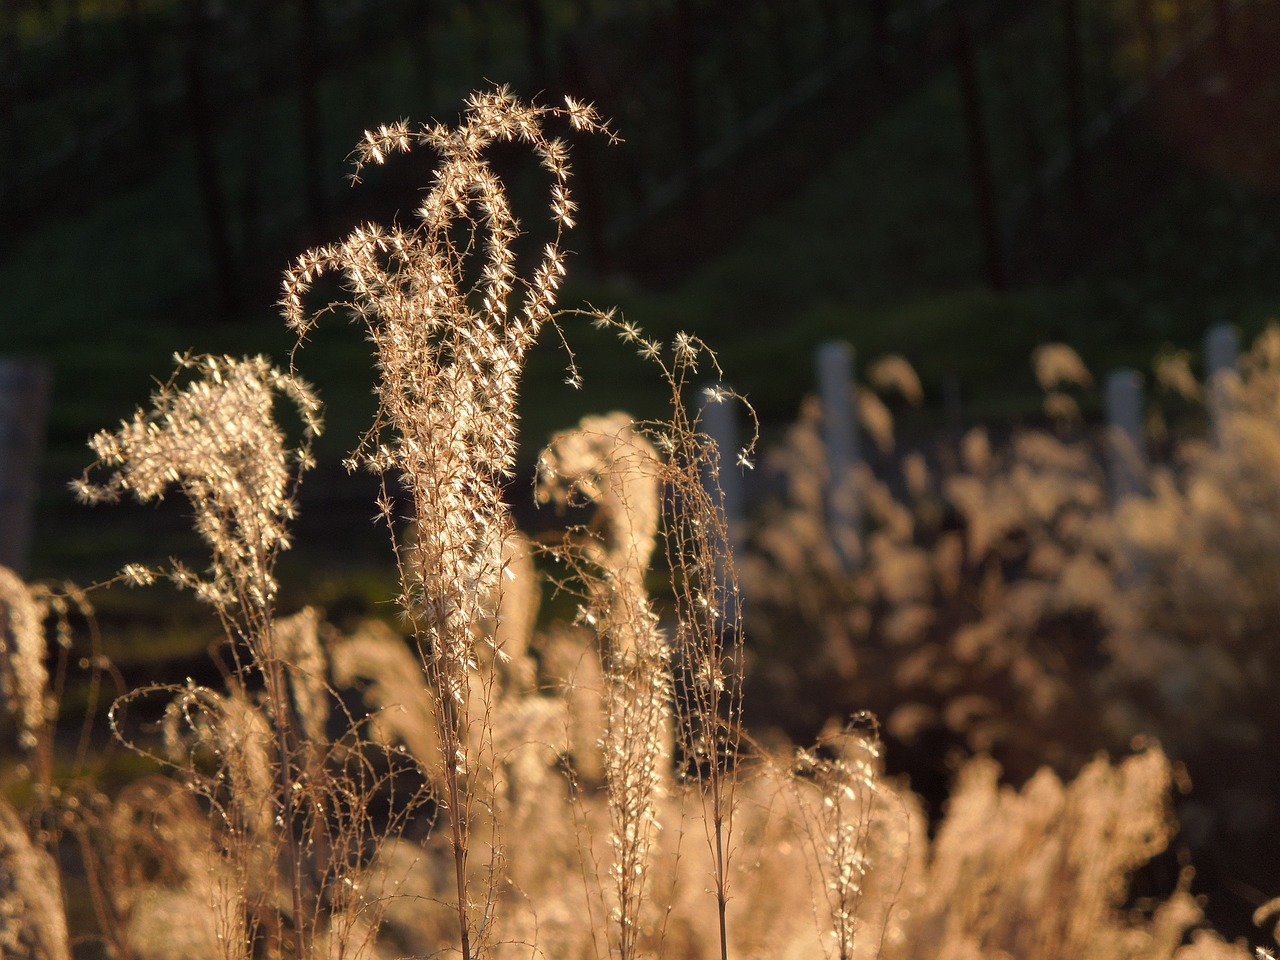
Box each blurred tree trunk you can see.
[871,0,891,62]
[956,17,1004,290]
[819,0,842,56]
[1000,22,1045,217]
[1062,0,1087,206]
[0,3,18,181]
[63,0,86,151]
[124,0,156,134]
[1135,0,1159,73]
[184,0,238,312]
[764,0,796,82]
[1174,0,1192,43]
[675,0,700,215]
[298,0,325,239]
[235,6,273,268]
[1214,0,1231,65]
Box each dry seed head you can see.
[274,607,330,742]
[1044,390,1082,425]
[330,620,441,772]
[0,567,52,749]
[1154,349,1203,401]
[536,412,673,959]
[868,355,924,406]
[537,412,661,572]
[283,89,611,678]
[0,794,71,960]
[857,388,895,454]
[74,354,320,617]
[1032,343,1093,392]
[163,685,278,840]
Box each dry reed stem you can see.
[537,412,671,959]
[282,86,613,960]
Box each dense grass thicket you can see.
[2,87,1280,959]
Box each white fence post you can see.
[0,359,50,574]
[1105,368,1145,502]
[1205,323,1239,448]
[816,341,862,570]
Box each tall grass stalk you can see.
[75,352,323,955]
[281,86,613,959]
[537,412,672,960]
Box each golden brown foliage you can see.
[0,89,1268,960]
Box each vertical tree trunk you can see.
[956,17,1004,290]
[1062,0,1087,207]
[1135,0,1159,72]
[871,0,891,62]
[124,0,155,132]
[1174,0,1192,44]
[1001,26,1045,218]
[235,7,271,270]
[820,0,842,57]
[764,0,795,82]
[298,0,324,238]
[1214,0,1231,66]
[185,0,238,312]
[0,2,19,181]
[675,0,700,215]
[64,0,87,149]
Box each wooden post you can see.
[817,342,862,571]
[700,384,744,624]
[1105,368,1145,501]
[955,17,1005,290]
[1106,368,1148,588]
[1205,323,1239,448]
[700,385,743,549]
[0,360,49,574]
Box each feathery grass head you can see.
[282,85,612,672]
[0,794,71,960]
[73,353,321,621]
[0,567,51,751]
